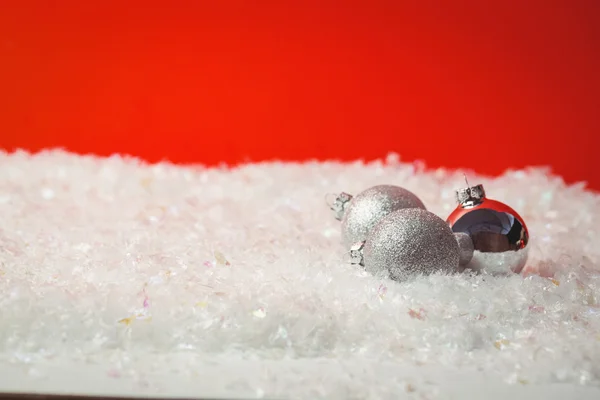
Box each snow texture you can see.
[1,150,600,400]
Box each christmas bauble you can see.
[446,183,529,275]
[454,232,474,266]
[336,185,426,248]
[356,208,460,281]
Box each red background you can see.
[1,1,599,189]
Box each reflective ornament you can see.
[351,208,460,281]
[331,185,426,249]
[446,183,529,275]
[454,232,474,266]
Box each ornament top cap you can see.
[328,192,353,221]
[455,184,486,207]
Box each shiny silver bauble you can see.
[447,184,530,275]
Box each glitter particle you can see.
[214,251,231,266]
[41,188,55,200]
[408,308,426,320]
[118,316,135,326]
[253,307,267,318]
[377,284,387,300]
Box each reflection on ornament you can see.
[329,185,426,249]
[446,183,529,275]
[351,208,460,281]
[454,232,474,266]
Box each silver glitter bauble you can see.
[340,185,426,248]
[362,208,460,281]
[454,232,474,266]
[447,183,529,275]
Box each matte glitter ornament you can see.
[446,182,529,275]
[351,208,460,281]
[328,185,426,249]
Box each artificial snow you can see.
[0,150,599,399]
